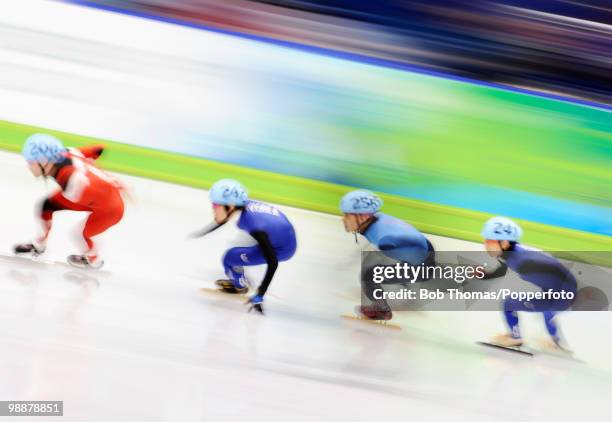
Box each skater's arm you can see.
[41,192,79,217]
[187,221,223,239]
[250,231,278,297]
[515,260,566,279]
[480,260,508,279]
[36,193,75,246]
[41,195,65,215]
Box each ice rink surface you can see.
[1,150,611,422]
[1,1,611,421]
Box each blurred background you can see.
[1,0,610,249]
[71,0,611,104]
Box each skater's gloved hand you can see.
[246,294,264,314]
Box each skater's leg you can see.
[220,239,294,294]
[543,311,560,343]
[361,263,394,309]
[81,203,124,257]
[358,253,399,319]
[67,201,123,268]
[503,310,521,339]
[490,299,525,346]
[275,239,297,263]
[222,245,267,289]
[497,297,562,346]
[490,311,523,346]
[360,251,427,307]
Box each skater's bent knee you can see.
[222,248,244,267]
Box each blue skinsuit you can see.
[500,244,577,341]
[362,213,431,265]
[223,200,296,296]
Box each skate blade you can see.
[477,341,533,356]
[200,287,248,299]
[67,258,104,270]
[14,251,42,258]
[12,252,44,261]
[341,314,401,330]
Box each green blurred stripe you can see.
[1,120,610,265]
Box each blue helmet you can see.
[481,216,522,241]
[22,133,66,164]
[209,179,248,206]
[340,190,383,214]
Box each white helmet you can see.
[481,216,522,241]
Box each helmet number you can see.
[352,196,380,210]
[30,144,51,157]
[493,222,515,236]
[222,187,241,199]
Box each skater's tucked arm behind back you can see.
[250,231,278,297]
[377,235,400,251]
[78,145,105,160]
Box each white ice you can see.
[0,1,611,421]
[1,150,610,422]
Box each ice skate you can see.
[341,305,400,329]
[538,338,575,357]
[477,334,532,356]
[214,279,248,294]
[490,333,524,347]
[355,304,393,321]
[13,242,45,257]
[67,254,104,269]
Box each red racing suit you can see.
[37,145,124,257]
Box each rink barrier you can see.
[1,119,610,266]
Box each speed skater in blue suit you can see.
[339,189,435,321]
[481,216,576,350]
[189,179,297,314]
